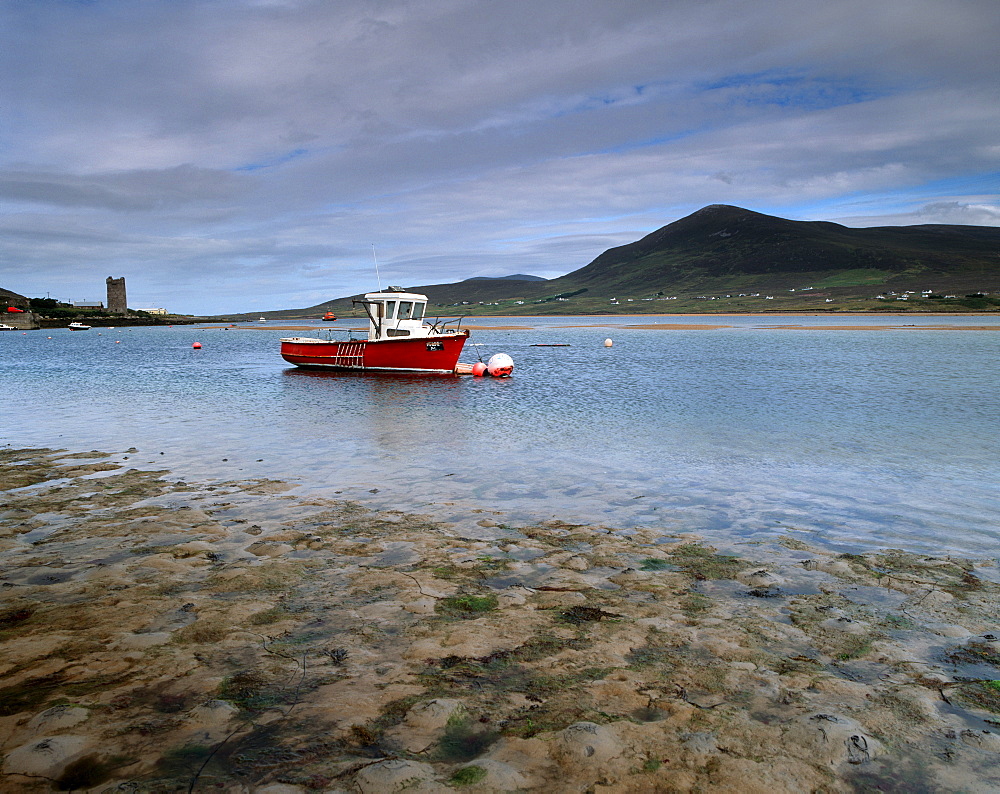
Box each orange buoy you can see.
[472,362,487,376]
[192,342,202,349]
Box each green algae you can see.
[668,543,743,580]
[435,713,498,762]
[437,593,499,617]
[954,680,1000,713]
[449,765,488,786]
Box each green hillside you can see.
[226,205,1000,319]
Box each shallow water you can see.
[2,316,999,556]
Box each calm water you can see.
[2,316,999,557]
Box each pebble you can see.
[353,759,442,793]
[4,735,92,779]
[554,721,622,767]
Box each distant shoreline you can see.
[215,310,1000,324]
[221,315,1000,333]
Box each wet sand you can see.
[748,324,1000,331]
[224,323,1000,334]
[200,326,360,332]
[558,323,1000,331]
[205,325,531,332]
[2,448,999,792]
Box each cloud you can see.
[832,200,1000,228]
[1,0,998,313]
[0,166,245,211]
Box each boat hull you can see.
[280,331,469,374]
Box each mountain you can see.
[462,274,547,282]
[240,275,550,320]
[549,204,1000,295]
[480,205,999,312]
[223,206,1000,318]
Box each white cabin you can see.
[358,291,433,341]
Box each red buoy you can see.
[472,362,487,376]
[192,342,202,349]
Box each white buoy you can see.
[486,352,514,377]
[604,338,613,347]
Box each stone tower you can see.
[106,276,127,314]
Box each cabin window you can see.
[412,302,425,320]
[383,301,397,318]
[398,301,414,320]
[387,328,410,337]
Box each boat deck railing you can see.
[428,316,466,334]
[310,318,467,342]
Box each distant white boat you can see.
[0,323,16,331]
[258,316,267,322]
[68,322,92,330]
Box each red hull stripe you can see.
[280,333,468,373]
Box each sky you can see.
[2,0,999,315]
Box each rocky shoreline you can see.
[2,448,999,792]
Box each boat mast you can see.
[372,244,382,291]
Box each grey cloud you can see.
[2,0,998,313]
[834,201,1000,228]
[917,202,1000,225]
[0,166,246,211]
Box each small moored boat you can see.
[321,312,337,321]
[0,323,16,331]
[68,322,92,331]
[281,289,472,374]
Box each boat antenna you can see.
[371,244,382,291]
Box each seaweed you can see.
[0,673,63,716]
[217,669,286,713]
[449,765,488,786]
[946,640,1000,669]
[434,713,498,762]
[953,681,1000,714]
[668,543,743,580]
[558,605,621,624]
[0,606,35,628]
[437,593,499,617]
[834,635,875,661]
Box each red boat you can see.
[321,311,337,321]
[281,290,471,374]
